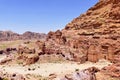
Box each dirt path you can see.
[0,59,112,77]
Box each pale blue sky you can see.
[0,0,98,33]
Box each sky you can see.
[0,0,98,34]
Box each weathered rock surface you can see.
[55,65,120,80]
[46,0,120,63]
[101,63,120,78]
[59,67,100,80]
[18,45,35,54]
[17,54,39,65]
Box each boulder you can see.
[18,45,35,54]
[25,54,39,65]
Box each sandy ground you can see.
[0,55,112,77]
[0,55,6,61]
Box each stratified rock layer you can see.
[47,0,120,63]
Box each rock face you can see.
[47,30,67,45]
[0,31,46,41]
[95,63,120,80]
[103,63,120,78]
[46,0,120,63]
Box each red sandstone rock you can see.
[18,45,35,54]
[102,63,120,78]
[60,67,99,80]
[46,0,120,63]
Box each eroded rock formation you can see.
[46,0,120,63]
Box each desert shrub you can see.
[3,78,9,80]
[75,69,79,71]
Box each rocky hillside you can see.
[47,0,120,63]
[0,31,46,41]
[0,0,119,80]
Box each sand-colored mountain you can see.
[0,31,46,41]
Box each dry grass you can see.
[0,40,23,50]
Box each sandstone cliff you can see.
[47,0,120,63]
